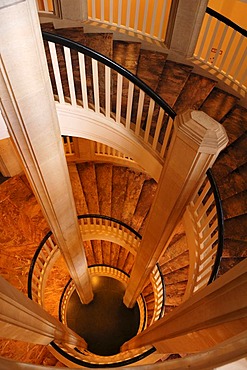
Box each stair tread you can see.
[163,266,189,285]
[156,61,193,108]
[218,163,247,200]
[212,133,247,183]
[102,240,111,265]
[84,240,96,265]
[160,250,189,275]
[223,239,247,258]
[221,105,247,146]
[130,178,157,233]
[113,41,141,74]
[224,214,247,241]
[68,163,88,214]
[173,73,217,114]
[200,87,239,122]
[222,190,247,220]
[111,166,128,220]
[159,234,187,265]
[219,257,245,276]
[121,170,149,226]
[77,163,99,213]
[137,49,168,91]
[95,163,112,216]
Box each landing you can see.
[66,276,140,356]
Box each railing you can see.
[194,7,247,91]
[183,169,224,300]
[62,136,75,156]
[28,215,164,324]
[78,214,141,254]
[95,142,134,163]
[43,31,176,166]
[59,265,147,334]
[54,264,164,366]
[28,217,165,365]
[87,0,173,44]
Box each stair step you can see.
[159,233,187,266]
[137,49,168,91]
[54,27,85,43]
[173,73,216,114]
[40,22,55,32]
[102,240,111,265]
[130,178,157,233]
[219,257,245,276]
[121,171,149,226]
[95,163,112,216]
[165,281,187,296]
[160,250,189,275]
[68,163,88,214]
[163,266,188,285]
[110,242,121,267]
[200,87,239,122]
[84,240,96,265]
[113,41,141,74]
[224,214,247,241]
[221,105,247,145]
[112,41,141,117]
[218,163,247,200]
[111,166,128,220]
[123,252,135,274]
[77,163,99,213]
[117,247,129,271]
[223,239,247,258]
[222,190,247,220]
[212,133,247,184]
[156,61,193,108]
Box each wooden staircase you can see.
[42,20,247,294]
[0,21,246,367]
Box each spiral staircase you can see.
[0,4,247,369]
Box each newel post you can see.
[124,110,228,308]
[0,0,93,303]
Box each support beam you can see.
[0,0,93,303]
[124,110,228,308]
[0,276,86,348]
[122,258,247,352]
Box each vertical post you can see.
[169,0,209,57]
[0,276,87,348]
[0,0,93,303]
[124,110,228,308]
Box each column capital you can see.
[176,110,228,154]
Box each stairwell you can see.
[0,20,246,367]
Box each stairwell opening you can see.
[65,275,140,356]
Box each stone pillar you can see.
[0,0,93,303]
[122,258,247,352]
[0,276,87,348]
[124,110,228,308]
[169,0,208,57]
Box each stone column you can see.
[0,276,87,348]
[122,258,247,352]
[169,0,208,57]
[124,110,228,308]
[0,0,93,303]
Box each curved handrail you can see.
[28,230,53,300]
[183,170,225,299]
[206,7,247,37]
[42,31,176,120]
[206,168,224,284]
[78,214,142,239]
